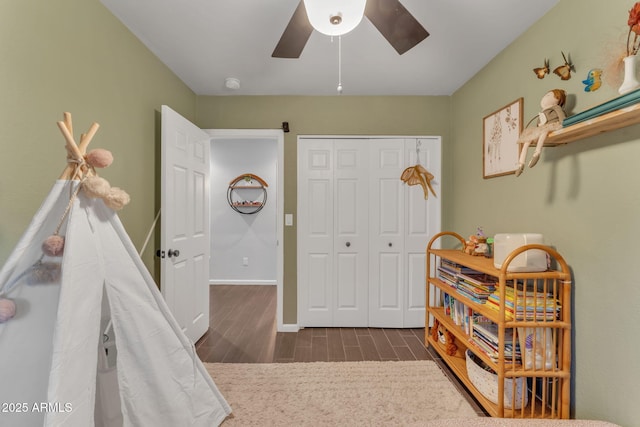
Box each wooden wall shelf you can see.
[227,173,268,214]
[545,102,640,146]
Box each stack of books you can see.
[486,287,561,321]
[456,272,497,304]
[439,258,477,275]
[437,260,496,304]
[471,322,521,363]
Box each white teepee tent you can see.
[0,114,231,426]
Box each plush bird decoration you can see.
[533,59,550,79]
[582,68,603,92]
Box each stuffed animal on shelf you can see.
[464,234,487,256]
[432,319,459,357]
[516,89,567,177]
[464,235,479,255]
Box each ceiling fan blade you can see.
[272,1,314,58]
[365,0,429,55]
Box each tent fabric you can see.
[0,180,231,426]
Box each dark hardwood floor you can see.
[195,285,486,416]
[195,285,430,364]
[196,285,277,363]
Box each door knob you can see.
[388,242,393,247]
[156,249,165,259]
[346,242,351,247]
[168,249,180,258]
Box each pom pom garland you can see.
[0,298,16,323]
[42,235,65,257]
[82,176,130,210]
[104,187,131,211]
[83,176,111,198]
[85,148,113,168]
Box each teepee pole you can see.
[57,113,100,180]
[79,123,100,153]
[63,112,73,139]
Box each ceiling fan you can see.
[272,0,429,58]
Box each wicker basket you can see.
[465,350,528,409]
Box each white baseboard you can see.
[209,280,276,286]
[278,323,300,333]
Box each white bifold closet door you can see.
[298,137,441,328]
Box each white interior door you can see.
[298,138,368,327]
[161,105,210,343]
[368,139,405,328]
[333,139,368,326]
[298,139,334,326]
[403,138,442,327]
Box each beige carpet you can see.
[204,360,479,426]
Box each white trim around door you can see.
[206,129,286,332]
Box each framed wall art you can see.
[483,98,523,178]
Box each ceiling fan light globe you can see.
[303,0,366,36]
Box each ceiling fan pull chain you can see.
[337,35,343,94]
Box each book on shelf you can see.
[438,261,495,304]
[439,258,478,275]
[457,272,497,289]
[455,277,494,304]
[471,322,521,363]
[443,293,451,317]
[437,267,459,289]
[442,292,476,336]
[486,287,561,320]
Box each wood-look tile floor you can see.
[272,327,429,363]
[196,285,486,415]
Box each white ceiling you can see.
[100,0,559,96]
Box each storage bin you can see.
[493,233,546,272]
[465,350,528,409]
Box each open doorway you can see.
[206,129,284,331]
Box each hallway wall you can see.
[209,138,278,284]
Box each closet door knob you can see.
[388,243,393,247]
[346,242,351,247]
[168,249,180,258]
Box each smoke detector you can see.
[225,77,240,90]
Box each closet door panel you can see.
[336,253,358,308]
[333,140,368,326]
[305,253,331,324]
[298,140,334,326]
[406,252,426,309]
[376,252,402,306]
[368,139,404,328]
[404,138,442,327]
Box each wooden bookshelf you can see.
[426,231,572,419]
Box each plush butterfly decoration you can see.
[553,51,573,80]
[533,59,550,79]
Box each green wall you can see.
[195,95,452,324]
[451,0,640,425]
[0,0,196,271]
[1,0,638,424]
